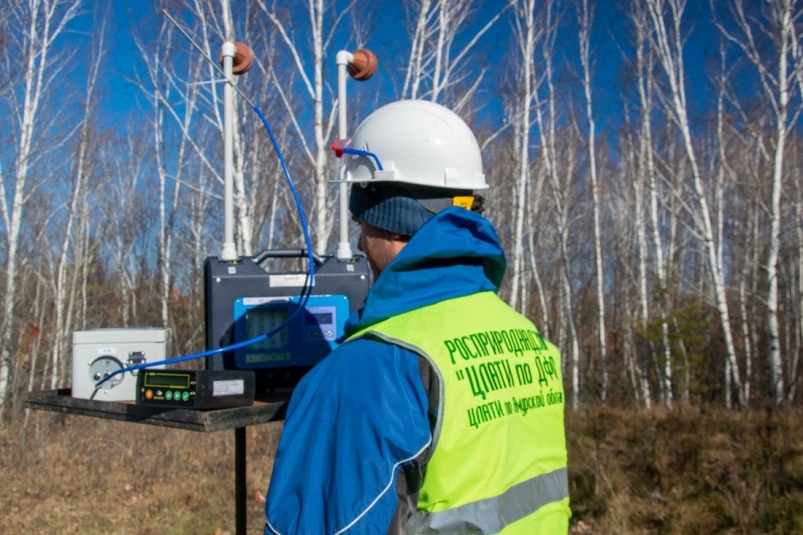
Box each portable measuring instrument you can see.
[202,41,375,395]
[136,369,255,410]
[233,294,348,369]
[204,252,370,392]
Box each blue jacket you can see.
[264,207,506,534]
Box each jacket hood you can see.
[345,207,506,334]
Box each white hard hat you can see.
[332,100,488,190]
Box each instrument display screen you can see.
[246,308,290,350]
[143,372,191,389]
[234,295,348,369]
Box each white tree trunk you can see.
[527,167,550,338]
[48,18,103,389]
[631,124,652,408]
[532,0,581,407]
[402,0,434,100]
[0,0,81,413]
[647,0,743,406]
[579,0,608,402]
[715,0,801,404]
[791,185,803,401]
[136,15,210,328]
[509,0,538,312]
[764,1,793,404]
[402,0,510,111]
[258,0,363,255]
[630,1,655,408]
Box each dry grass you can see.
[2,405,802,534]
[567,405,803,534]
[0,411,283,534]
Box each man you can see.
[264,100,570,534]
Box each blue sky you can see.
[98,2,158,118]
[72,0,724,140]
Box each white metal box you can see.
[71,328,171,401]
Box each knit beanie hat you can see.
[349,183,472,236]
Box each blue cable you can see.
[92,104,317,394]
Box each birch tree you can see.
[525,172,551,335]
[136,23,191,328]
[646,0,744,407]
[628,0,656,407]
[714,0,802,405]
[636,30,669,405]
[99,134,152,327]
[0,0,83,415]
[232,8,296,254]
[792,141,803,401]
[507,0,541,312]
[256,0,365,256]
[401,0,512,112]
[136,1,248,328]
[47,15,105,389]
[578,0,608,401]
[617,127,650,406]
[794,31,803,402]
[531,0,582,407]
[714,43,754,407]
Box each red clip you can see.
[331,138,349,158]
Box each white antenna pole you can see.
[161,12,253,262]
[335,50,355,260]
[220,41,238,261]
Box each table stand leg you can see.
[236,426,246,535]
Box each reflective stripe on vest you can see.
[405,467,568,534]
[347,291,570,533]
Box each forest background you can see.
[1,0,803,533]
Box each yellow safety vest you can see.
[348,291,570,534]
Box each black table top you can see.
[25,389,289,432]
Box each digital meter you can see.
[136,370,255,410]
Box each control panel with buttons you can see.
[136,369,255,410]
